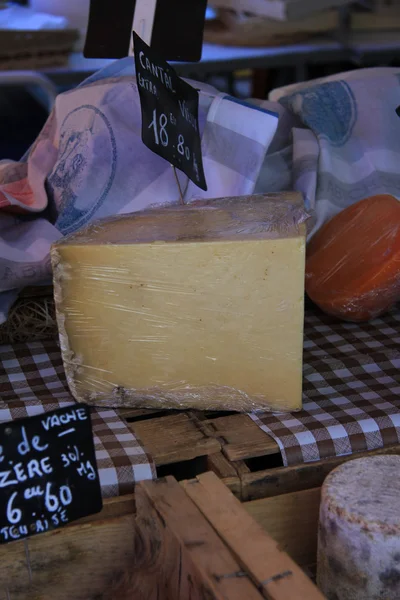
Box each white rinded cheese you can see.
[318,456,400,599]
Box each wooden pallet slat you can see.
[206,452,242,496]
[206,414,279,461]
[122,409,400,504]
[239,443,400,501]
[118,408,167,420]
[128,412,221,465]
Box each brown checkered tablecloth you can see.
[1,305,399,474]
[0,340,156,497]
[251,304,400,466]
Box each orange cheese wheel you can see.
[305,194,400,322]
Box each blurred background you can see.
[0,0,399,161]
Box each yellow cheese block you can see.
[51,194,307,412]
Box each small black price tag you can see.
[133,31,207,191]
[0,404,102,544]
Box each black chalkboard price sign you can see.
[0,404,102,544]
[133,31,207,192]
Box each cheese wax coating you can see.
[306,194,400,322]
[51,194,308,412]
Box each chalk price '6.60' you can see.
[6,482,72,525]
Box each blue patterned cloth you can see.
[263,67,400,237]
[0,58,278,321]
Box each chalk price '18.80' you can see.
[148,108,201,184]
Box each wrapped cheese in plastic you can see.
[51,193,308,412]
[306,194,400,322]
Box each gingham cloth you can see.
[251,303,400,466]
[1,305,399,473]
[0,340,156,497]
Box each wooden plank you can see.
[0,542,30,594]
[183,472,324,600]
[118,408,167,420]
[244,487,321,568]
[235,458,251,475]
[137,476,265,599]
[76,494,135,524]
[0,514,137,600]
[129,413,221,465]
[207,414,279,462]
[206,452,242,497]
[240,444,400,501]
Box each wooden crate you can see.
[208,0,353,22]
[0,472,324,600]
[204,8,339,46]
[0,30,79,70]
[120,407,400,502]
[352,3,400,32]
[205,0,400,47]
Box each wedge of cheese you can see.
[51,194,308,412]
